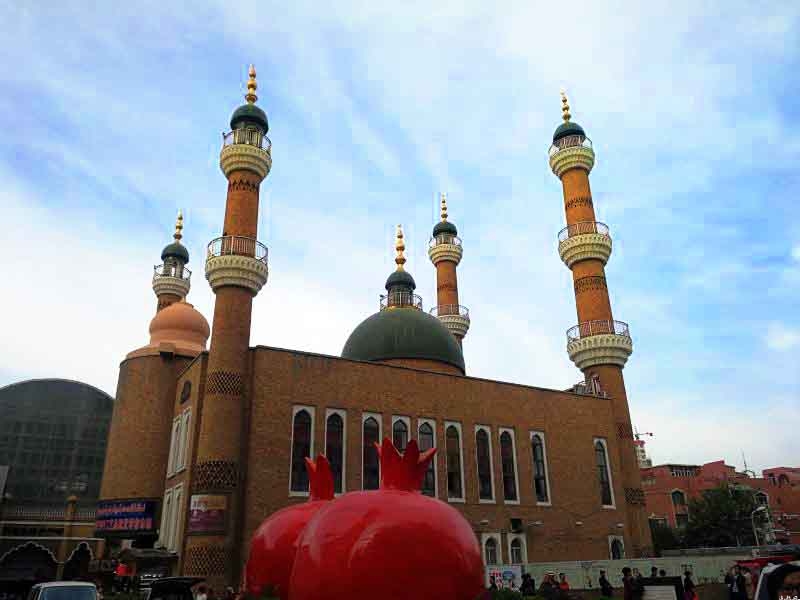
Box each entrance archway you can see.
[0,542,58,585]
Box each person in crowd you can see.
[600,569,614,599]
[684,571,697,600]
[489,576,498,591]
[743,568,754,600]
[521,573,537,597]
[632,568,645,600]
[540,572,559,600]
[559,573,571,591]
[730,565,747,600]
[195,585,209,600]
[652,567,659,578]
[660,570,668,578]
[623,567,635,600]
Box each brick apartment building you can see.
[641,456,800,544]
[98,68,651,588]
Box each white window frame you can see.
[289,405,316,497]
[444,421,465,503]
[391,415,411,451]
[594,437,616,509]
[177,408,191,473]
[361,412,382,491]
[507,533,527,565]
[530,430,552,506]
[169,483,184,552]
[481,532,502,566]
[324,408,347,495]
[159,488,173,549]
[167,417,180,476]
[498,427,520,505]
[475,425,496,504]
[608,535,625,559]
[417,418,438,498]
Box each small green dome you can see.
[553,121,586,143]
[433,220,458,237]
[385,269,416,291]
[161,242,189,264]
[342,308,465,372]
[230,103,269,132]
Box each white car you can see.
[26,583,97,600]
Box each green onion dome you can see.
[432,220,458,237]
[552,120,586,143]
[230,103,268,132]
[161,242,189,264]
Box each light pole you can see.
[751,505,767,547]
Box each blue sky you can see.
[1,1,798,472]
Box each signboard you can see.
[487,565,522,590]
[95,499,157,536]
[188,494,228,534]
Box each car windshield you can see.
[41,588,96,600]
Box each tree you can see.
[683,484,757,548]
[650,520,682,556]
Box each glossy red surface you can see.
[246,455,334,600]
[287,439,485,600]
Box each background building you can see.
[0,379,112,586]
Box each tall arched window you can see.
[484,537,498,565]
[610,538,624,560]
[595,440,613,506]
[419,422,435,497]
[446,425,463,499]
[510,537,523,564]
[476,429,493,500]
[500,431,518,502]
[671,490,686,507]
[363,417,380,490]
[532,434,549,503]
[290,410,312,492]
[325,413,344,494]
[392,419,408,452]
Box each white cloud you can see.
[765,323,800,351]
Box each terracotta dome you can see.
[128,300,210,358]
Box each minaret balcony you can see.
[380,291,423,311]
[220,128,273,179]
[205,235,269,295]
[428,234,463,265]
[566,319,633,370]
[557,221,612,267]
[548,135,595,178]
[430,304,470,338]
[152,264,191,298]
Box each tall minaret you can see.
[152,210,191,311]
[428,193,470,343]
[549,91,651,555]
[185,65,271,587]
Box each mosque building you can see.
[97,66,650,587]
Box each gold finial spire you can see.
[440,192,448,222]
[394,224,406,271]
[173,209,184,242]
[245,64,258,104]
[560,89,571,122]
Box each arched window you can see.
[595,440,613,506]
[500,431,518,502]
[476,429,493,500]
[510,537,523,564]
[325,413,344,494]
[180,381,191,403]
[363,417,380,490]
[446,425,463,499]
[392,419,408,452]
[290,410,312,492]
[419,422,435,497]
[484,537,498,565]
[755,492,768,506]
[532,434,549,503]
[610,538,624,560]
[671,490,686,507]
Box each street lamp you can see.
[751,505,767,546]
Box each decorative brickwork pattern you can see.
[625,487,646,505]
[193,460,238,491]
[228,178,259,194]
[206,371,244,396]
[185,545,227,576]
[617,422,634,439]
[574,276,607,295]
[565,196,593,211]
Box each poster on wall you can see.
[188,494,228,534]
[486,566,522,590]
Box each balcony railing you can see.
[207,236,268,264]
[222,128,272,152]
[153,264,192,280]
[428,234,462,248]
[567,319,630,343]
[380,292,423,311]
[558,221,610,243]
[548,134,593,157]
[429,304,470,319]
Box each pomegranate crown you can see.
[304,454,335,501]
[376,437,437,491]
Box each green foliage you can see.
[683,484,758,548]
[650,520,682,556]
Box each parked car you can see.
[140,577,204,600]
[26,583,97,600]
